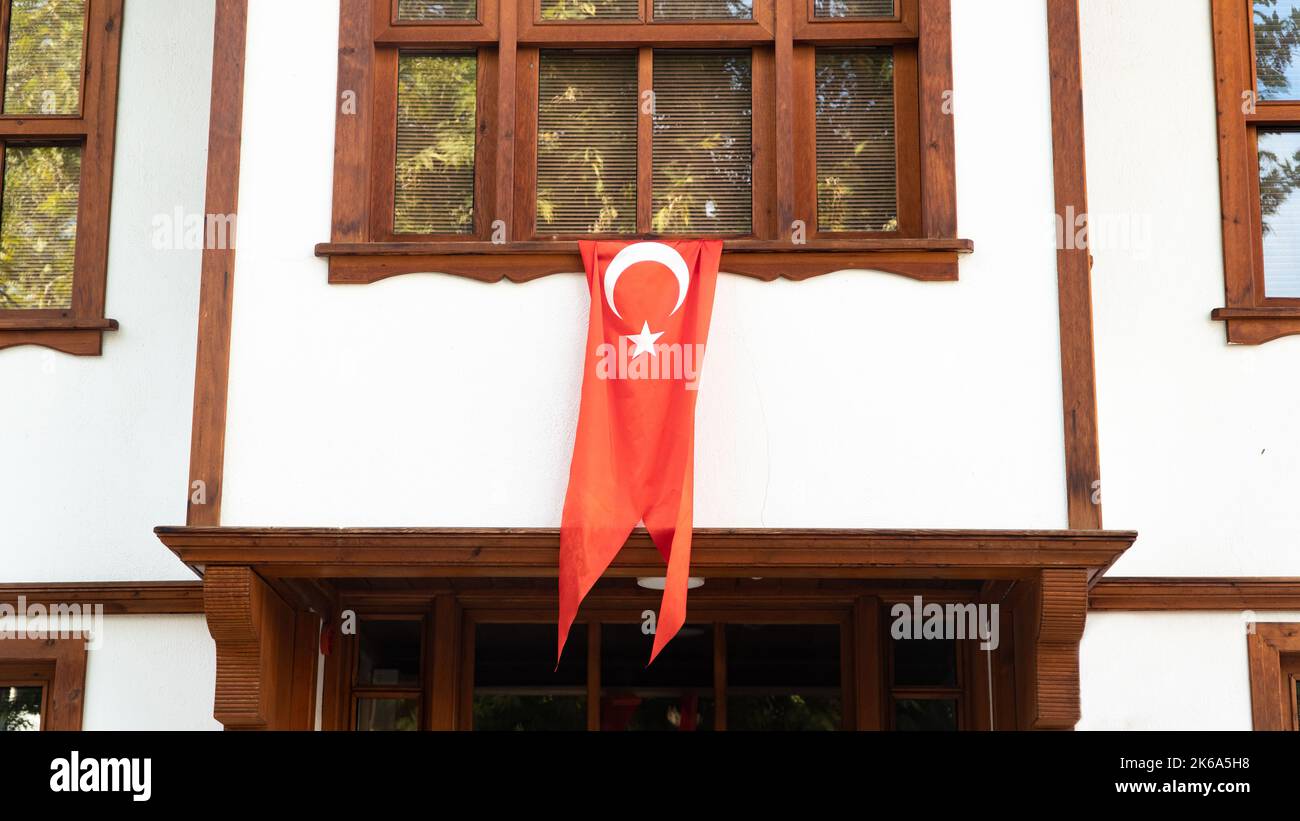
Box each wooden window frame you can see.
[1246,622,1300,731]
[1210,0,1300,344]
[0,639,88,731]
[319,583,1010,731]
[319,0,967,285]
[345,613,429,730]
[0,0,124,356]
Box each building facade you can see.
[1,0,1298,731]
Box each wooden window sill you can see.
[1211,307,1300,345]
[315,238,974,285]
[0,318,119,356]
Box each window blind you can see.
[813,0,894,19]
[652,50,753,236]
[537,50,638,235]
[4,0,86,116]
[0,145,82,310]
[1254,0,1300,100]
[397,0,477,21]
[815,47,897,233]
[541,0,639,21]
[1258,129,1300,297]
[654,0,753,20]
[394,53,477,235]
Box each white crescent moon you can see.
[602,242,691,321]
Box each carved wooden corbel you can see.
[203,565,309,730]
[1014,568,1089,730]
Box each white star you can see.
[625,322,665,359]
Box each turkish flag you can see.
[558,240,722,665]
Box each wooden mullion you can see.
[368,48,398,241]
[474,46,498,239]
[853,596,881,730]
[894,43,922,236]
[774,0,795,237]
[636,46,653,234]
[751,45,777,239]
[587,622,600,731]
[791,43,815,237]
[459,614,475,729]
[713,622,727,730]
[512,46,539,241]
[429,595,462,730]
[494,0,517,239]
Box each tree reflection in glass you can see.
[1259,130,1300,296]
[4,0,86,116]
[541,0,638,21]
[536,51,638,235]
[0,146,82,310]
[394,54,477,235]
[0,686,43,731]
[651,51,753,235]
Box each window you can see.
[0,679,45,731]
[0,0,124,356]
[0,641,87,731]
[320,584,1006,731]
[1210,0,1300,343]
[352,617,424,730]
[888,634,962,730]
[1246,622,1300,730]
[468,618,843,731]
[320,0,964,284]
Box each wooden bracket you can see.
[203,566,318,730]
[1014,568,1089,730]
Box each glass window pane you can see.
[652,50,752,235]
[356,697,420,731]
[541,0,639,20]
[1256,0,1300,100]
[726,624,842,731]
[892,636,957,687]
[357,619,422,687]
[894,698,957,731]
[395,53,477,235]
[474,624,586,731]
[602,623,714,731]
[654,0,753,21]
[813,0,894,19]
[396,0,477,21]
[816,47,897,232]
[3,0,86,115]
[0,145,81,311]
[537,50,638,235]
[1,685,43,731]
[1258,130,1300,297]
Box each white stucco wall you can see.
[220,0,1069,530]
[0,0,216,582]
[82,614,220,730]
[1081,0,1300,576]
[1079,611,1300,731]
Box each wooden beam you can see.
[1046,0,1103,530]
[1090,578,1300,611]
[187,0,249,527]
[0,581,203,615]
[156,526,1135,580]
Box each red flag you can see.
[559,240,721,665]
